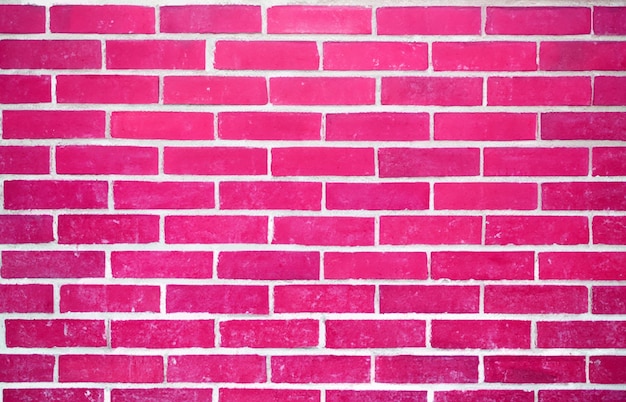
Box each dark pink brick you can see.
[164,147,267,175]
[215,41,319,70]
[380,216,482,245]
[220,320,318,348]
[594,148,626,176]
[435,182,537,210]
[380,285,480,313]
[595,76,626,105]
[268,6,371,34]
[328,391,426,402]
[0,5,45,33]
[220,389,319,402]
[594,7,626,35]
[485,147,588,176]
[324,42,427,70]
[593,286,626,314]
[382,77,482,106]
[540,252,626,280]
[378,7,480,35]
[0,215,53,244]
[272,356,370,383]
[3,110,104,139]
[0,40,101,69]
[5,389,104,402]
[486,216,589,245]
[488,77,591,106]
[271,77,375,105]
[274,285,375,313]
[327,113,429,141]
[0,146,49,174]
[325,252,427,280]
[376,356,478,383]
[58,214,159,244]
[379,148,480,177]
[431,252,534,280]
[111,320,214,348]
[161,5,261,33]
[6,319,105,348]
[434,42,537,71]
[60,284,160,313]
[594,216,626,245]
[273,216,374,246]
[106,40,204,70]
[539,390,626,402]
[486,7,591,35]
[2,251,104,278]
[167,285,268,314]
[112,251,213,279]
[57,75,158,104]
[56,146,158,175]
[327,182,429,210]
[272,147,374,177]
[326,320,425,348]
[220,181,321,210]
[111,389,212,402]
[0,75,50,104]
[541,42,626,71]
[542,112,626,140]
[436,391,533,402]
[165,215,267,244]
[218,251,319,280]
[51,5,154,33]
[543,182,626,210]
[164,76,268,105]
[590,356,626,383]
[485,285,588,314]
[5,180,108,210]
[484,356,585,383]
[0,355,54,382]
[434,113,536,141]
[219,112,321,140]
[0,285,53,313]
[538,321,626,348]
[431,320,531,349]
[114,181,214,209]
[112,111,213,140]
[168,355,266,383]
[59,355,163,383]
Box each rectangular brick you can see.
[219,112,320,140]
[6,319,105,347]
[168,355,266,383]
[0,5,45,33]
[5,389,104,402]
[434,182,537,210]
[378,7,480,35]
[434,113,536,141]
[594,216,626,244]
[595,76,626,105]
[485,216,589,245]
[106,40,205,69]
[111,389,212,402]
[220,389,319,402]
[0,215,53,244]
[382,77,482,106]
[51,5,154,34]
[380,285,480,313]
[326,320,425,348]
[594,7,626,35]
[380,216,482,245]
[273,216,374,246]
[268,6,371,34]
[220,181,321,210]
[164,147,267,175]
[327,182,429,210]
[325,252,427,280]
[488,77,591,106]
[5,180,108,210]
[274,285,375,313]
[0,146,49,174]
[543,182,626,210]
[2,251,105,278]
[484,356,585,383]
[271,77,375,105]
[433,42,537,71]
[56,146,158,175]
[58,214,159,244]
[272,147,374,177]
[540,252,626,280]
[431,252,534,280]
[218,251,319,280]
[272,356,370,383]
[112,251,213,279]
[590,356,626,384]
[0,40,101,69]
[59,355,163,383]
[112,111,213,140]
[486,7,591,35]
[327,112,429,141]
[437,391,533,402]
[167,285,268,314]
[379,148,479,177]
[0,355,54,382]
[538,321,626,348]
[161,5,261,33]
[111,320,214,348]
[220,320,318,348]
[60,284,160,313]
[0,75,50,104]
[164,76,268,105]
[485,147,589,176]
[324,42,427,70]
[593,147,626,176]
[165,215,267,244]
[57,75,158,104]
[485,285,588,314]
[0,284,53,313]
[215,41,319,70]
[541,42,626,71]
[329,391,426,402]
[3,110,105,139]
[539,390,626,402]
[376,356,478,383]
[542,112,626,140]
[431,320,531,349]
[593,286,626,314]
[114,181,214,209]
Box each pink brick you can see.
[51,5,154,34]
[382,77,482,106]
[57,75,158,104]
[594,7,626,35]
[168,355,266,383]
[431,320,531,349]
[218,251,319,280]
[543,182,626,210]
[0,215,53,244]
[380,285,480,313]
[59,355,163,383]
[271,77,375,105]
[164,76,268,105]
[161,5,261,33]
[488,77,591,106]
[114,181,214,209]
[58,214,159,244]
[5,389,104,402]
[327,182,429,210]
[542,112,626,140]
[268,6,371,34]
[379,148,479,177]
[539,390,626,402]
[324,42,427,70]
[590,356,626,383]
[538,321,626,348]
[485,216,589,245]
[3,110,104,139]
[485,147,589,176]
[165,215,267,244]
[0,146,49,174]
[433,42,537,71]
[326,320,426,348]
[436,391,533,402]
[593,286,626,314]
[111,320,214,348]
[376,356,478,383]
[215,41,319,70]
[0,75,50,104]
[594,216,626,244]
[106,40,204,69]
[378,7,480,35]
[486,7,591,35]
[484,356,585,383]
[272,147,374,177]
[2,251,105,278]
[219,112,321,140]
[272,356,370,383]
[0,355,54,382]
[434,182,537,210]
[167,285,268,314]
[220,320,318,348]
[5,180,108,210]
[111,389,212,402]
[112,251,213,279]
[274,285,375,313]
[0,5,45,33]
[56,146,158,175]
[220,389,319,402]
[380,216,482,245]
[112,112,213,140]
[431,252,534,280]
[0,285,53,313]
[6,319,105,347]
[164,147,267,175]
[60,284,160,313]
[595,76,626,105]
[485,285,588,314]
[434,113,536,141]
[0,40,101,69]
[273,216,374,246]
[328,391,426,402]
[541,42,626,71]
[325,252,427,280]
[540,252,626,280]
[326,113,429,141]
[220,181,321,210]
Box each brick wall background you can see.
[1,1,625,401]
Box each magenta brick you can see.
[594,216,626,245]
[324,42,427,70]
[0,146,49,174]
[594,7,626,35]
[378,7,480,35]
[325,252,427,280]
[485,216,589,245]
[56,146,158,175]
[111,389,212,402]
[431,320,531,349]
[0,285,53,313]
[380,216,482,245]
[272,147,374,177]
[5,389,104,402]
[380,285,480,313]
[106,40,204,69]
[271,77,375,105]
[379,148,480,177]
[114,181,214,209]
[541,42,626,71]
[543,182,626,210]
[593,286,626,314]
[58,214,159,244]
[59,355,163,383]
[2,251,104,278]
[328,391,426,402]
[0,40,101,69]
[540,252,626,280]
[112,251,213,279]
[274,285,375,313]
[112,111,213,140]
[3,110,104,139]
[57,75,158,104]
[0,215,53,244]
[485,147,588,176]
[168,355,266,383]
[326,320,425,348]
[161,5,261,33]
[542,112,626,140]
[165,215,267,244]
[164,147,267,175]
[376,356,478,383]
[486,7,591,35]
[218,251,319,280]
[595,76,626,105]
[268,6,371,34]
[539,390,626,402]
[436,390,533,402]
[434,42,537,71]
[485,285,588,314]
[488,77,591,106]
[327,112,429,141]
[51,5,154,34]
[435,182,537,210]
[272,355,370,383]
[111,320,214,348]
[431,252,534,280]
[167,285,268,314]
[382,77,482,106]
[220,181,321,210]
[273,216,374,246]
[60,284,160,313]
[6,320,105,348]
[327,182,429,210]
[220,389,319,402]
[164,76,268,105]
[220,319,318,348]
[435,113,536,141]
[484,356,585,383]
[5,180,107,210]
[0,75,50,104]
[538,321,626,348]
[0,5,45,33]
[219,112,321,140]
[590,356,626,384]
[215,41,319,70]
[0,355,54,382]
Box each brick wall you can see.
[1,2,625,401]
